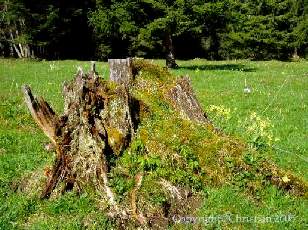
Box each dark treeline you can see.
[1,0,307,67]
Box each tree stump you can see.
[22,59,213,221]
[22,59,308,227]
[23,63,136,208]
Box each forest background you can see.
[1,0,307,65]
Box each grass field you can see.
[0,58,307,229]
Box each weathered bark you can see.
[22,85,66,197]
[168,76,211,124]
[22,85,60,146]
[108,58,133,84]
[165,32,178,69]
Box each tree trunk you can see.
[9,31,22,58]
[165,32,178,69]
[22,60,211,197]
[8,27,33,58]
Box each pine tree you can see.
[221,0,308,60]
[89,0,228,67]
[291,0,308,58]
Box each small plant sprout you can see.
[244,78,252,94]
[49,62,56,70]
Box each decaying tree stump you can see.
[23,62,136,206]
[22,59,213,219]
[22,59,308,226]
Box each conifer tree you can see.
[89,0,228,67]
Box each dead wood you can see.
[108,58,133,85]
[168,75,211,124]
[22,59,222,223]
[23,64,134,207]
[22,85,59,146]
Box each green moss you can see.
[132,59,173,83]
[106,127,124,155]
[110,60,308,207]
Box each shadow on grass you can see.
[179,64,256,72]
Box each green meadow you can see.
[0,58,307,229]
